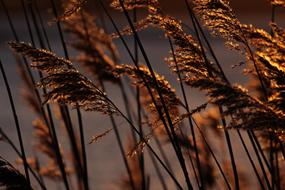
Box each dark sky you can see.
[3,0,272,13]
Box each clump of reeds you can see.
[1,0,285,189]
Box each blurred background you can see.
[0,0,284,189]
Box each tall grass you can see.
[0,0,285,189]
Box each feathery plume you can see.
[127,136,151,158]
[89,128,113,144]
[271,0,285,8]
[194,106,223,136]
[193,0,285,84]
[57,0,88,22]
[193,0,245,45]
[111,9,221,80]
[31,118,73,181]
[120,136,147,190]
[64,11,119,82]
[115,64,180,132]
[111,0,160,14]
[33,119,56,159]
[186,76,285,136]
[8,41,117,114]
[39,160,72,181]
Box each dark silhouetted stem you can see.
[100,81,136,190]
[248,132,272,190]
[0,60,31,187]
[237,130,266,190]
[184,2,239,188]
[168,37,203,189]
[48,1,88,189]
[112,1,193,188]
[0,127,47,190]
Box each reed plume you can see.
[111,0,160,14]
[8,41,117,114]
[119,136,147,190]
[193,0,244,46]
[57,0,88,22]
[193,0,285,139]
[33,119,57,161]
[89,128,113,144]
[63,10,119,83]
[271,0,285,8]
[115,64,180,133]
[111,1,221,81]
[17,119,72,181]
[187,76,285,131]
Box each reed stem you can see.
[0,59,31,187]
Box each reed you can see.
[0,0,285,189]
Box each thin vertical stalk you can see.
[275,151,281,190]
[191,9,272,176]
[177,127,200,188]
[270,138,275,190]
[0,128,47,190]
[219,107,240,190]
[250,132,271,172]
[48,1,89,189]
[191,119,232,190]
[133,8,146,190]
[96,1,185,188]
[148,150,168,190]
[34,156,46,189]
[191,8,272,172]
[188,2,273,185]
[27,3,79,189]
[248,132,272,189]
[20,0,35,45]
[100,81,136,190]
[168,37,203,189]
[2,1,71,188]
[59,105,85,190]
[76,106,89,190]
[237,130,266,190]
[118,82,138,145]
[112,1,193,188]
[34,0,52,50]
[0,59,31,187]
[46,106,71,190]
[136,85,146,190]
[139,117,171,189]
[107,98,184,190]
[184,3,240,188]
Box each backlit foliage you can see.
[32,119,72,181]
[64,10,119,83]
[57,0,88,22]
[2,0,285,189]
[271,0,285,8]
[115,64,181,132]
[192,0,285,138]
[111,0,160,14]
[9,41,117,114]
